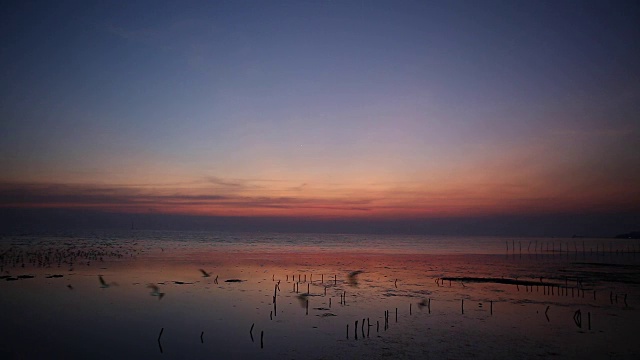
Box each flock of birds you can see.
[95,268,224,302]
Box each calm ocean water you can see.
[2,230,639,359]
[3,229,638,255]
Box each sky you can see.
[1,0,639,236]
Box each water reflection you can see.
[1,232,639,359]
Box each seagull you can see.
[199,269,211,278]
[147,284,165,300]
[99,275,109,288]
[296,293,309,308]
[99,275,117,288]
[347,270,364,287]
[417,299,428,310]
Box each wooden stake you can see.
[261,331,264,349]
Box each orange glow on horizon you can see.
[2,176,638,220]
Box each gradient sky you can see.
[1,0,639,235]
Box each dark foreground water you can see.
[1,230,639,359]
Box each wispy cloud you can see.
[206,176,246,188]
[0,182,373,215]
[1,175,637,219]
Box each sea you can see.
[1,230,639,359]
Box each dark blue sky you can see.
[1,1,639,235]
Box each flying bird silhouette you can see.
[417,299,428,310]
[199,269,211,277]
[147,284,165,300]
[99,275,117,288]
[347,270,364,287]
[296,293,309,308]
